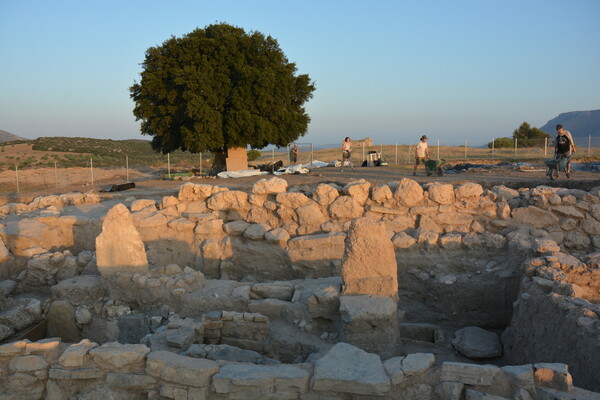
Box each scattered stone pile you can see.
[0,192,100,217]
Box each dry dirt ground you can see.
[1,162,599,205]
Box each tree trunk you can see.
[210,149,227,176]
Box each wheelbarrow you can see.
[424,159,445,176]
[544,157,569,180]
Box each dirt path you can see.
[2,164,598,206]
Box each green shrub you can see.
[488,137,514,148]
[247,149,262,161]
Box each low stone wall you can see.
[502,252,600,391]
[2,338,594,400]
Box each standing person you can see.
[555,124,577,178]
[413,135,430,176]
[290,144,299,166]
[341,137,355,171]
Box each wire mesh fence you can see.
[1,135,598,196]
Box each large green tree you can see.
[130,23,315,157]
[512,122,550,147]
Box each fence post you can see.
[589,135,592,157]
[437,139,440,160]
[90,158,94,187]
[395,142,398,164]
[287,145,290,165]
[167,153,171,178]
[126,155,129,182]
[362,143,365,163]
[464,140,467,160]
[514,138,518,158]
[544,137,547,156]
[55,162,58,188]
[15,165,19,193]
[492,138,495,159]
[310,143,314,166]
[271,148,275,173]
[199,152,203,175]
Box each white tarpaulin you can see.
[217,169,270,179]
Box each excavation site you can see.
[0,176,599,400]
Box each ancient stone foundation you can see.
[0,177,599,398]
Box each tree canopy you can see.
[512,122,550,147]
[130,23,315,154]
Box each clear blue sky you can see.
[1,0,599,147]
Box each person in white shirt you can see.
[341,137,355,171]
[413,135,430,176]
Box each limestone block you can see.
[195,218,225,238]
[287,232,346,262]
[166,326,196,349]
[439,233,462,249]
[0,237,10,262]
[75,306,92,325]
[383,356,405,385]
[452,327,502,359]
[563,231,591,249]
[0,340,28,357]
[415,228,439,246]
[493,185,520,200]
[167,217,195,232]
[58,339,98,368]
[419,215,442,233]
[339,295,399,358]
[512,206,559,228]
[223,220,250,236]
[371,184,393,203]
[252,177,288,195]
[276,192,311,209]
[106,372,158,390]
[532,238,561,254]
[342,179,371,204]
[0,218,48,255]
[341,218,398,297]
[392,232,417,249]
[313,183,340,206]
[207,190,250,211]
[161,195,179,209]
[501,364,535,391]
[89,342,150,372]
[482,232,507,249]
[265,228,290,247]
[428,183,455,205]
[329,196,364,220]
[440,362,500,385]
[96,203,148,276]
[131,210,168,229]
[582,218,600,235]
[0,306,35,331]
[251,282,294,300]
[46,299,79,343]
[213,363,309,399]
[49,366,105,380]
[244,223,268,240]
[312,342,390,396]
[435,213,473,226]
[51,275,103,304]
[130,199,157,212]
[9,355,48,373]
[146,351,219,387]
[465,389,510,400]
[456,182,484,199]
[384,215,414,232]
[533,363,573,392]
[178,183,214,202]
[402,353,435,376]
[552,206,585,219]
[435,381,464,400]
[296,201,328,227]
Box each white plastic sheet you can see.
[217,169,270,179]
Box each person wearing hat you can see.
[413,135,430,176]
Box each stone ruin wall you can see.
[0,178,599,398]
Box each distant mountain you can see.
[540,109,600,146]
[0,130,28,143]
